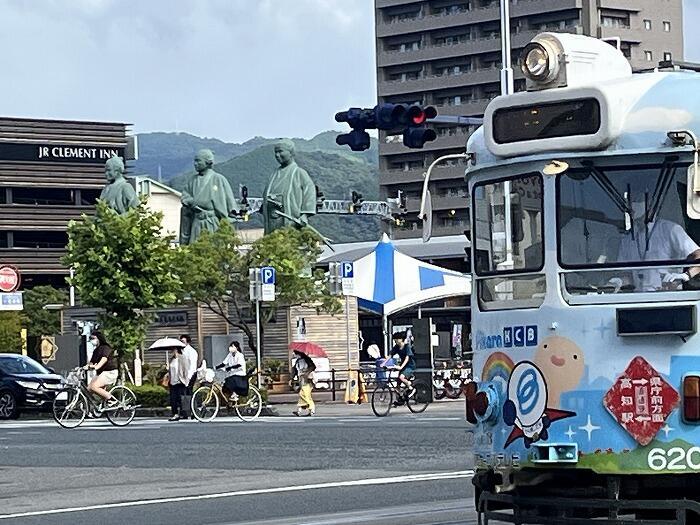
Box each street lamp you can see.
[42,303,65,335]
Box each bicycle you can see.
[52,367,138,429]
[190,368,263,422]
[371,367,430,417]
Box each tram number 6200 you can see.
[647,447,700,471]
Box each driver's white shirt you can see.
[617,219,699,291]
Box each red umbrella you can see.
[290,341,328,358]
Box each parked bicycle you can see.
[191,368,263,422]
[52,367,138,429]
[371,367,430,417]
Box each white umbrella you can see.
[148,337,185,350]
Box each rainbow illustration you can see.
[481,352,515,384]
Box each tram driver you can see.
[609,194,700,292]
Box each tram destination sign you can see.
[604,356,680,446]
[0,142,125,164]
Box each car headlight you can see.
[520,41,560,84]
[16,380,41,390]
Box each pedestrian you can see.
[291,350,316,417]
[167,348,188,421]
[216,341,247,399]
[179,334,198,396]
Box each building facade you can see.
[375,0,684,239]
[0,117,131,287]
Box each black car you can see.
[0,353,64,419]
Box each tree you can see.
[0,312,23,353]
[63,200,182,360]
[177,221,340,355]
[22,286,68,336]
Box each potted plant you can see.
[263,358,290,393]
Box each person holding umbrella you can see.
[291,350,316,417]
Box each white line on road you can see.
[0,470,474,520]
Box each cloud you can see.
[0,0,376,143]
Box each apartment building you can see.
[375,0,683,239]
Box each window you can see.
[12,187,74,205]
[0,232,7,249]
[557,161,700,295]
[473,174,543,274]
[0,355,50,375]
[12,231,68,249]
[645,50,653,61]
[664,52,672,61]
[663,21,671,32]
[644,19,652,30]
[80,189,102,205]
[601,14,630,28]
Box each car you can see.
[0,353,65,419]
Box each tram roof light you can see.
[519,32,632,91]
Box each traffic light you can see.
[335,103,437,150]
[315,185,325,211]
[403,127,437,148]
[350,191,364,213]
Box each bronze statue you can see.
[262,139,316,234]
[179,149,238,245]
[99,156,139,214]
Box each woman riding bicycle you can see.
[86,331,119,407]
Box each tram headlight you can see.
[520,41,560,85]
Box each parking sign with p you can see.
[261,267,276,285]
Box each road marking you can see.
[0,470,474,520]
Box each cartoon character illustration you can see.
[503,361,576,448]
[533,336,585,408]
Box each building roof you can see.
[320,234,469,263]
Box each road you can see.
[0,402,492,525]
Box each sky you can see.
[0,0,698,143]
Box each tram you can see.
[464,31,700,523]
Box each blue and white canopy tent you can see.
[351,235,471,348]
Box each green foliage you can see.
[141,363,167,386]
[63,200,183,359]
[263,358,285,379]
[22,286,68,337]
[127,383,169,407]
[176,222,341,355]
[0,312,22,353]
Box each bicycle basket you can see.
[197,368,216,383]
[65,369,83,386]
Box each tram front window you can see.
[557,161,700,295]
[473,174,545,310]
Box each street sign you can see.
[0,292,23,311]
[604,356,680,446]
[261,284,275,302]
[0,266,20,293]
[261,267,276,285]
[340,261,354,296]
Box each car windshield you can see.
[557,160,700,294]
[0,355,50,375]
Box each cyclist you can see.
[216,341,247,398]
[391,331,416,401]
[86,331,119,408]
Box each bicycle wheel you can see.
[371,384,393,417]
[191,384,220,422]
[407,380,430,414]
[105,385,137,426]
[235,385,263,422]
[52,388,87,429]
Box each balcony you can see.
[0,248,67,274]
[378,28,578,67]
[376,0,423,8]
[598,0,641,12]
[380,163,467,186]
[393,222,468,240]
[379,128,472,156]
[376,0,581,38]
[404,194,467,213]
[379,68,499,97]
[0,205,94,230]
[598,25,641,44]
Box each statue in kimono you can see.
[262,139,317,234]
[100,156,139,214]
[179,149,238,245]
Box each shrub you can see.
[128,383,168,407]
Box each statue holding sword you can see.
[179,149,239,245]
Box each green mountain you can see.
[133,131,378,181]
[170,144,381,243]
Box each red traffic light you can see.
[408,105,437,125]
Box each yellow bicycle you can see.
[191,369,262,422]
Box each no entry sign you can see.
[0,266,20,293]
[604,356,680,446]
